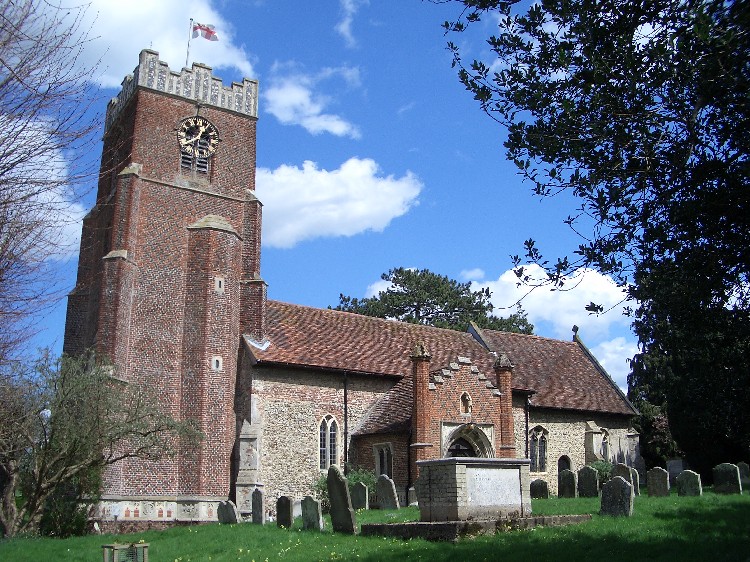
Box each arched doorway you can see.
[444,424,494,458]
[558,455,572,472]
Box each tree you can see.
[0,352,199,537]
[0,0,100,366]
[442,0,749,472]
[335,267,534,333]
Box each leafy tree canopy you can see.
[442,0,749,471]
[335,267,534,334]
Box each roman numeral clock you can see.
[177,115,220,158]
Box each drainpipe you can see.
[525,394,530,458]
[344,372,349,471]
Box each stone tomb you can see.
[647,467,670,497]
[712,463,742,494]
[676,470,702,496]
[414,458,531,522]
[376,475,400,510]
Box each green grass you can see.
[2,492,749,561]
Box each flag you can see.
[192,22,219,41]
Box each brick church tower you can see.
[64,50,265,524]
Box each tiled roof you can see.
[247,301,636,426]
[250,300,494,377]
[474,327,636,416]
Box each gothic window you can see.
[319,415,338,470]
[529,426,548,472]
[374,443,393,478]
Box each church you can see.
[63,50,641,529]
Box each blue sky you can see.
[35,0,638,390]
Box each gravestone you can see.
[251,488,266,524]
[351,482,369,510]
[647,467,670,497]
[676,470,702,496]
[376,474,400,509]
[217,500,240,524]
[530,478,549,499]
[612,463,633,486]
[327,465,357,534]
[276,496,294,528]
[600,476,634,517]
[577,466,599,498]
[712,463,742,494]
[558,469,577,498]
[301,495,324,531]
[631,468,641,496]
[666,458,687,485]
[738,462,750,487]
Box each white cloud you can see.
[263,67,361,138]
[335,0,368,48]
[460,268,485,282]
[256,158,422,248]
[78,0,254,88]
[365,279,393,298]
[591,337,638,392]
[478,264,631,341]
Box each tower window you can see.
[214,276,225,294]
[211,356,223,371]
[181,137,212,175]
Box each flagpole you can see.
[185,18,193,68]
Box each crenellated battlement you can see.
[105,49,258,131]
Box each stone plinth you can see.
[415,458,531,522]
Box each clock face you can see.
[177,116,219,158]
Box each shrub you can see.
[589,460,613,484]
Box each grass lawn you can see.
[1,491,748,561]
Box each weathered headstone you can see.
[251,488,266,524]
[738,462,750,487]
[407,486,417,506]
[530,478,549,499]
[600,476,634,517]
[577,466,599,498]
[666,458,687,485]
[712,463,742,494]
[351,482,369,510]
[647,467,670,497]
[612,463,633,486]
[631,467,641,496]
[301,495,324,531]
[376,474,400,509]
[276,496,294,528]
[217,500,240,524]
[676,470,702,496]
[558,469,577,498]
[327,465,357,534]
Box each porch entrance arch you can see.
[444,423,494,458]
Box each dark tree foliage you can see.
[442,0,749,472]
[335,267,534,333]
